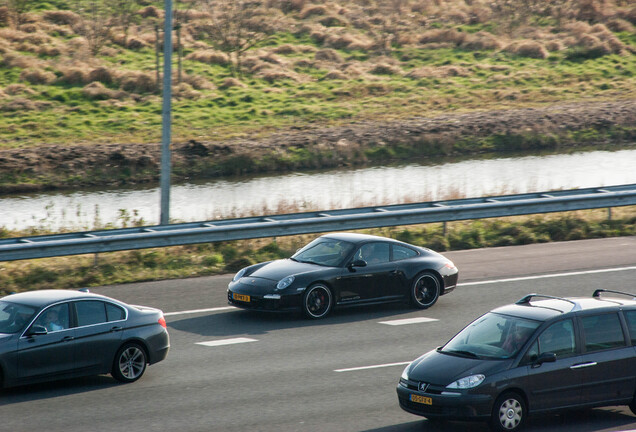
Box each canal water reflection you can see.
[1,148,635,232]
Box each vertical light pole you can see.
[160,0,173,225]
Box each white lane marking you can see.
[196,337,258,347]
[458,266,636,287]
[163,266,636,316]
[335,361,411,373]
[164,306,236,317]
[379,317,439,326]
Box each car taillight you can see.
[158,316,167,328]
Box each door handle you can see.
[62,336,74,342]
[110,326,123,332]
[570,362,597,369]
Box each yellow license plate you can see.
[233,293,250,302]
[410,394,432,405]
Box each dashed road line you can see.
[379,317,438,326]
[196,337,258,347]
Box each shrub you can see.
[119,72,157,93]
[42,10,80,26]
[299,5,328,19]
[369,63,402,75]
[185,49,229,65]
[314,48,343,63]
[219,77,246,89]
[57,67,88,85]
[88,67,114,85]
[20,68,56,85]
[505,40,549,59]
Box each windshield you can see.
[441,312,541,360]
[0,301,39,334]
[292,238,355,267]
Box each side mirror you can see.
[27,325,48,337]
[534,352,556,366]
[349,259,367,269]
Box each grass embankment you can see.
[0,1,635,190]
[1,207,634,296]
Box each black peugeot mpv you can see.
[397,290,636,431]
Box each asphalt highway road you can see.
[2,237,636,432]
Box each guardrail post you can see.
[607,207,612,221]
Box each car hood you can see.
[407,349,510,386]
[248,259,328,281]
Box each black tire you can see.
[490,392,526,432]
[410,272,440,309]
[112,343,147,383]
[302,284,333,319]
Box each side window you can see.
[625,311,636,344]
[357,242,390,264]
[33,303,70,332]
[106,303,126,322]
[76,301,107,327]
[581,313,626,352]
[538,319,576,358]
[391,245,418,261]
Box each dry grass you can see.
[504,40,549,59]
[20,68,56,85]
[82,82,128,100]
[219,77,246,89]
[185,49,230,66]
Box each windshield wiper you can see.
[440,349,481,359]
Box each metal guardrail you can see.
[1,184,635,262]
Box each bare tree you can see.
[70,0,114,56]
[196,0,278,77]
[113,0,141,47]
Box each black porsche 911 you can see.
[227,233,458,319]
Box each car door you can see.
[521,319,584,411]
[73,300,125,374]
[388,244,418,298]
[576,312,635,405]
[17,302,75,380]
[340,242,396,302]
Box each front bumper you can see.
[227,282,302,312]
[396,382,492,420]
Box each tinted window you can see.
[581,313,626,352]
[33,303,70,332]
[76,301,107,326]
[625,311,636,344]
[106,303,126,321]
[357,242,390,264]
[392,245,418,261]
[292,238,355,267]
[0,301,37,334]
[538,319,576,358]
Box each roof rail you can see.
[516,293,577,307]
[593,289,636,299]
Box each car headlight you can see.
[232,268,247,282]
[446,374,485,389]
[400,363,411,381]
[276,275,295,290]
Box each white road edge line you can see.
[196,337,258,347]
[164,266,636,317]
[334,361,411,373]
[164,306,236,317]
[458,265,636,287]
[379,317,439,326]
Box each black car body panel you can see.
[227,233,458,317]
[397,291,636,429]
[0,289,169,388]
